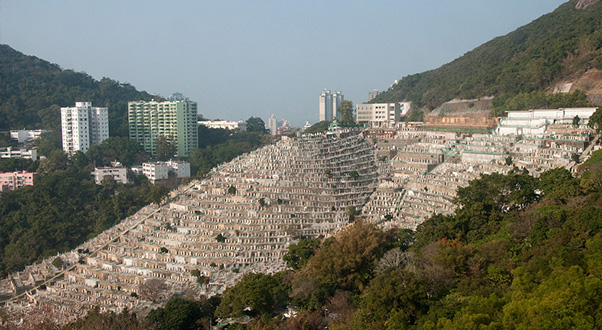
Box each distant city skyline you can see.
[1,1,566,126]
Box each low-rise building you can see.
[0,147,38,160]
[356,103,400,127]
[198,120,247,131]
[93,166,128,185]
[142,162,170,183]
[165,160,191,178]
[0,171,36,192]
[496,107,598,136]
[142,160,191,184]
[10,130,51,144]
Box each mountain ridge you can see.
[374,0,602,113]
[0,44,156,136]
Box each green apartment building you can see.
[128,99,198,157]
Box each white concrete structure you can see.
[319,89,344,122]
[143,160,191,183]
[496,107,598,136]
[198,120,247,131]
[399,102,412,118]
[165,160,191,178]
[142,162,170,183]
[61,102,109,155]
[0,147,37,160]
[356,103,400,127]
[10,130,51,144]
[268,114,277,135]
[93,167,128,185]
[303,121,312,131]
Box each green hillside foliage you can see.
[374,1,602,111]
[0,44,156,136]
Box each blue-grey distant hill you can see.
[0,44,156,136]
[374,0,602,112]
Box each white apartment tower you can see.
[268,114,278,135]
[61,102,109,155]
[319,89,344,122]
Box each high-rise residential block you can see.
[61,102,109,155]
[268,114,277,135]
[128,99,198,157]
[319,89,344,122]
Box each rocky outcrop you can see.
[576,0,600,9]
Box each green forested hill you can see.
[0,44,156,136]
[374,0,602,111]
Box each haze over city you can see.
[2,0,565,126]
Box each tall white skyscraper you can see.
[268,114,277,135]
[331,91,343,120]
[319,89,344,122]
[61,102,109,155]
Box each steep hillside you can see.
[1,133,378,323]
[374,0,602,111]
[0,45,156,136]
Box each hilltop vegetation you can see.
[375,1,602,111]
[0,44,156,136]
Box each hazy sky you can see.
[2,1,566,126]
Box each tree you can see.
[283,238,321,270]
[589,107,602,133]
[338,100,355,126]
[147,298,202,330]
[346,205,357,222]
[246,117,269,133]
[305,121,332,134]
[215,272,290,318]
[155,136,177,161]
[147,185,169,205]
[573,115,581,127]
[38,149,68,173]
[86,136,149,167]
[52,257,64,270]
[298,220,386,293]
[359,269,429,325]
[138,278,169,302]
[64,308,148,330]
[228,186,237,195]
